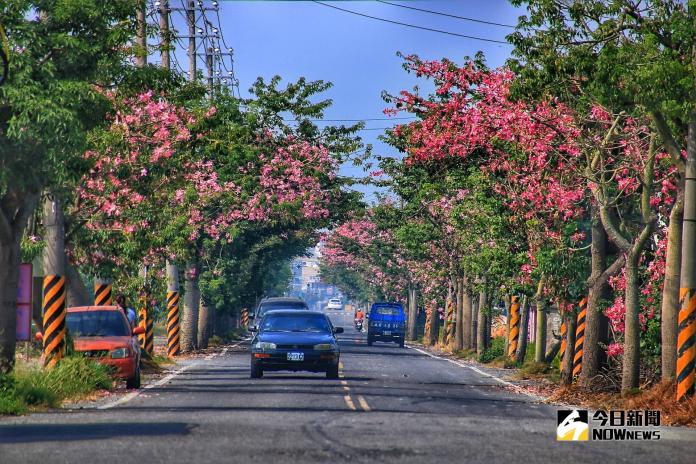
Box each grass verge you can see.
[0,356,113,415]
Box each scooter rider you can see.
[354,308,365,330]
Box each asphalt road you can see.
[2,310,696,463]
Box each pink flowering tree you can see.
[382,55,678,389]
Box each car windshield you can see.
[258,301,307,317]
[66,310,131,337]
[260,313,331,333]
[374,307,400,316]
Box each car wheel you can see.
[367,336,373,346]
[126,364,141,389]
[250,362,263,379]
[326,364,339,379]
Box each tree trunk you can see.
[561,306,577,386]
[471,289,479,351]
[676,109,696,400]
[427,300,439,346]
[515,295,529,364]
[0,190,38,373]
[535,296,547,363]
[198,295,211,349]
[180,260,200,352]
[661,195,683,381]
[42,196,65,276]
[454,278,464,351]
[545,339,561,364]
[476,287,488,356]
[503,295,510,357]
[580,212,609,385]
[622,256,641,392]
[0,239,23,373]
[66,263,91,307]
[42,196,67,366]
[462,280,473,349]
[442,282,453,345]
[407,286,417,341]
[166,261,180,357]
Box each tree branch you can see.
[651,110,685,175]
[599,205,632,251]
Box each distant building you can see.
[290,246,340,310]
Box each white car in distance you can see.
[327,298,343,310]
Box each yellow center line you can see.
[343,395,357,410]
[357,395,371,412]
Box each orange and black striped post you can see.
[94,281,113,306]
[166,290,181,357]
[559,321,567,362]
[145,312,154,355]
[241,308,249,327]
[677,288,696,400]
[42,275,66,368]
[94,280,112,306]
[138,293,148,351]
[507,296,520,358]
[572,297,587,377]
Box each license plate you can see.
[287,352,304,361]
[383,331,391,336]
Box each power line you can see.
[310,116,415,122]
[311,1,510,45]
[376,0,517,29]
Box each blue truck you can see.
[367,302,406,348]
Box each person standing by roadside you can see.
[115,294,136,328]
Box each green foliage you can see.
[478,337,506,363]
[1,0,136,196]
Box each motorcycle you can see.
[354,318,363,331]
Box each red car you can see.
[39,305,144,388]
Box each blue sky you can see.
[174,1,526,202]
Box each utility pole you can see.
[206,47,214,96]
[136,0,147,67]
[157,1,181,357]
[158,1,170,70]
[187,0,196,81]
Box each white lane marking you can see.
[343,395,357,410]
[405,345,541,400]
[97,339,247,410]
[357,395,371,412]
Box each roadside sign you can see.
[16,263,32,341]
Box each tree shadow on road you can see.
[0,422,195,444]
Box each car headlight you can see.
[313,343,337,351]
[110,347,130,359]
[254,342,277,351]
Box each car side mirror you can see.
[248,314,255,319]
[248,326,257,332]
[132,326,145,335]
[333,327,344,334]
[35,332,43,342]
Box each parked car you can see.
[367,302,406,347]
[251,297,309,323]
[327,298,342,310]
[249,310,343,379]
[38,305,144,388]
